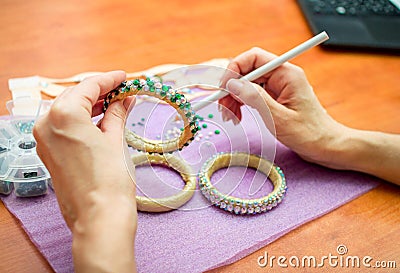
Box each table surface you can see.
[1,1,399,272]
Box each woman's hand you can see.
[219,48,400,185]
[219,47,343,165]
[33,71,137,272]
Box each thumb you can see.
[101,98,134,138]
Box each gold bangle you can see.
[104,78,200,154]
[132,153,196,212]
[198,152,287,215]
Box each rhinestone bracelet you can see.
[198,152,287,215]
[103,78,200,154]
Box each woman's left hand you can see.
[33,71,138,272]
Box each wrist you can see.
[72,194,137,273]
[313,126,389,173]
[294,117,347,169]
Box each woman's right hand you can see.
[218,47,344,167]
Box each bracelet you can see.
[132,153,196,212]
[104,78,200,154]
[198,152,287,215]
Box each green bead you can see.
[202,124,208,129]
[162,85,169,91]
[180,127,184,131]
[175,93,182,100]
[147,81,154,87]
[133,79,140,86]
[208,113,214,119]
[186,112,192,117]
[160,90,167,97]
[214,129,220,134]
[149,86,155,92]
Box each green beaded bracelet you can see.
[103,78,200,154]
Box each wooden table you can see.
[1,1,399,272]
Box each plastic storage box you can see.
[0,99,53,197]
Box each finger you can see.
[219,48,278,94]
[92,100,106,117]
[230,102,242,123]
[226,78,285,115]
[219,96,234,121]
[263,64,313,103]
[224,107,238,124]
[219,65,241,89]
[224,47,306,94]
[218,95,242,111]
[123,96,136,115]
[221,97,239,121]
[223,100,242,124]
[61,71,126,116]
[101,99,129,139]
[228,47,278,80]
[221,107,230,122]
[100,96,135,138]
[218,96,232,111]
[92,94,135,118]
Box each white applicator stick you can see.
[191,31,329,112]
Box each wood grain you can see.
[0,0,399,272]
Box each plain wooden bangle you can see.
[132,153,196,212]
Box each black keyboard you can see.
[310,0,400,16]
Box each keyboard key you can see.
[310,0,400,16]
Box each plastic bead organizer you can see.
[0,99,52,197]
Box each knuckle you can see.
[249,46,264,54]
[247,88,260,102]
[288,63,306,78]
[47,101,73,127]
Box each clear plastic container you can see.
[0,121,19,195]
[0,99,53,197]
[6,140,50,197]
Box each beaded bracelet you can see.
[198,152,287,215]
[104,78,200,154]
[132,153,196,212]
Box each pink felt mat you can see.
[0,101,381,273]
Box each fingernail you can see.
[226,79,243,95]
[233,119,239,126]
[218,104,222,112]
